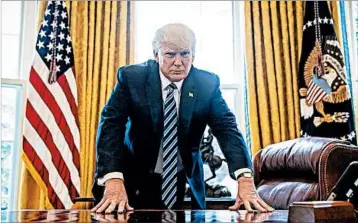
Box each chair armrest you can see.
[319,143,358,200]
[255,137,350,178]
[252,150,263,186]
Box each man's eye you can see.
[165,52,176,57]
[180,51,190,57]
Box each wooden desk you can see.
[2,210,288,222]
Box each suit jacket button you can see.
[136,190,140,195]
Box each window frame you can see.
[341,1,358,131]
[19,1,38,81]
[1,78,27,213]
[232,0,248,142]
[218,0,250,156]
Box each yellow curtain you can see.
[19,1,135,209]
[245,1,341,156]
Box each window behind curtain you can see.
[2,1,23,79]
[354,2,358,124]
[1,1,37,217]
[353,2,358,128]
[1,82,27,215]
[135,1,235,84]
[343,1,358,132]
[134,1,247,198]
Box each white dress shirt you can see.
[97,71,251,186]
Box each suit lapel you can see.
[146,62,163,136]
[179,68,196,145]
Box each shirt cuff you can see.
[97,172,124,186]
[233,168,253,180]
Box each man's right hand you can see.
[90,179,134,214]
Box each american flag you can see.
[22,1,80,209]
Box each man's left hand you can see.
[229,177,274,212]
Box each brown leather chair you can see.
[253,137,358,210]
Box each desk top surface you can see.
[2,209,289,222]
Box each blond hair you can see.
[152,23,196,56]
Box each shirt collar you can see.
[159,69,184,92]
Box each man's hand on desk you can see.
[90,178,134,214]
[229,176,274,212]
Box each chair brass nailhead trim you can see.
[321,143,357,199]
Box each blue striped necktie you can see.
[162,83,178,209]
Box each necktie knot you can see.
[168,83,177,91]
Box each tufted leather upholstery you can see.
[253,137,358,210]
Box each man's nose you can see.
[173,54,182,66]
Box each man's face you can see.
[154,43,194,82]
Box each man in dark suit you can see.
[91,23,274,213]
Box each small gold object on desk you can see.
[288,201,357,223]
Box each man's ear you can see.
[192,56,195,63]
[153,51,159,63]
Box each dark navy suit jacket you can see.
[92,59,252,209]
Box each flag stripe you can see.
[64,69,78,105]
[27,83,81,193]
[25,101,79,198]
[57,74,79,125]
[23,138,65,209]
[307,81,315,95]
[312,91,326,103]
[33,52,80,150]
[29,67,80,171]
[309,88,324,103]
[24,119,73,208]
